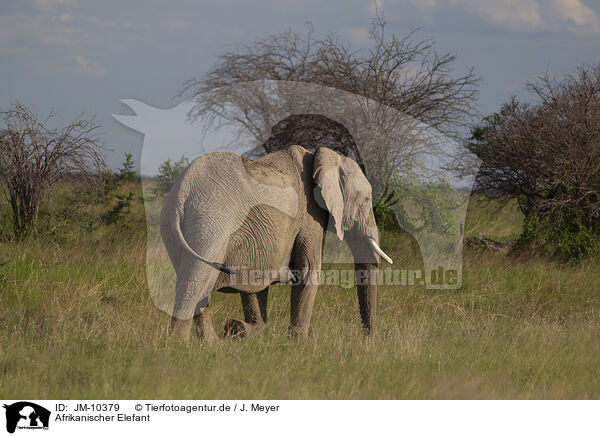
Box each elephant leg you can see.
[223,288,269,338]
[170,259,221,341]
[193,297,217,341]
[169,317,193,340]
[288,230,322,339]
[289,276,318,340]
[171,299,217,342]
[242,288,269,324]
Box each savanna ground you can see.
[1,182,600,399]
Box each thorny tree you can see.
[180,16,479,227]
[182,17,478,144]
[0,102,105,237]
[467,63,600,258]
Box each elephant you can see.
[160,144,393,340]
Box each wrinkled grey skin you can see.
[160,145,389,340]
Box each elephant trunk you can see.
[347,230,388,334]
[355,262,378,333]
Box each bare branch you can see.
[0,102,106,237]
[466,63,600,254]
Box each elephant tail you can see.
[170,205,235,275]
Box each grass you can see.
[1,184,600,399]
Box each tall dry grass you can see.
[1,185,600,399]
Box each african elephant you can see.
[160,145,392,340]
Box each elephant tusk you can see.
[368,238,393,264]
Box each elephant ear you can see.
[313,147,345,241]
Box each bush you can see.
[118,153,137,182]
[102,192,135,225]
[0,102,104,237]
[515,209,600,262]
[468,63,600,260]
[100,170,120,199]
[153,156,189,196]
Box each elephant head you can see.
[313,147,393,332]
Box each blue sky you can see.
[1,0,599,170]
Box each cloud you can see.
[59,12,74,22]
[546,0,600,35]
[73,54,106,76]
[34,0,78,12]
[0,7,141,59]
[344,26,371,43]
[456,0,544,30]
[167,18,189,31]
[368,0,385,15]
[400,0,600,35]
[88,16,120,29]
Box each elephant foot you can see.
[194,314,217,342]
[170,316,217,343]
[287,325,310,341]
[195,324,218,343]
[223,319,248,338]
[170,318,193,342]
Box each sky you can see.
[1,0,599,171]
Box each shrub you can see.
[153,156,189,196]
[118,153,137,182]
[468,64,600,260]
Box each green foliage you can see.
[373,184,401,231]
[94,154,139,225]
[118,153,137,182]
[153,156,189,196]
[0,165,142,241]
[389,177,458,236]
[100,169,120,199]
[515,209,600,262]
[102,192,135,225]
